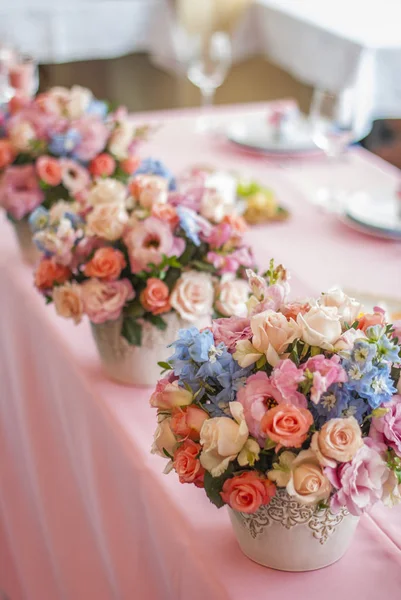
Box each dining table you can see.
[1,101,401,600]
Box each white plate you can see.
[343,192,401,240]
[226,114,317,154]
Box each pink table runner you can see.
[1,103,401,600]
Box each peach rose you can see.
[86,203,129,241]
[0,140,16,168]
[261,404,313,450]
[311,417,363,468]
[52,282,83,324]
[215,278,249,317]
[120,155,140,175]
[130,175,168,209]
[89,153,116,177]
[173,440,205,487]
[81,278,134,324]
[34,258,71,291]
[286,450,332,505]
[358,312,385,333]
[297,306,342,350]
[170,271,214,322]
[140,278,171,315]
[170,406,209,441]
[221,472,276,514]
[151,415,178,458]
[151,203,180,229]
[9,121,35,152]
[149,378,193,409]
[200,402,249,477]
[36,156,62,186]
[84,247,126,281]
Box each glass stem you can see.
[201,87,215,109]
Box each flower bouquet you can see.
[150,262,401,570]
[173,165,289,225]
[0,85,147,263]
[32,162,255,386]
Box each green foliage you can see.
[125,300,146,319]
[157,361,172,371]
[203,464,234,508]
[190,259,216,273]
[146,314,167,331]
[162,448,173,460]
[121,317,142,346]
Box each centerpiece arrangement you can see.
[32,163,255,385]
[0,84,147,262]
[150,262,401,570]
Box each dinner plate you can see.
[226,113,317,154]
[342,192,401,241]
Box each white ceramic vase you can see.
[228,489,359,571]
[13,218,40,265]
[91,312,207,387]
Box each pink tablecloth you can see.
[1,104,401,600]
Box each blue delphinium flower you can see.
[86,99,108,118]
[196,343,233,380]
[176,206,201,246]
[168,327,214,378]
[48,129,81,156]
[312,384,354,425]
[351,340,376,369]
[376,333,400,363]
[29,206,49,233]
[134,158,176,190]
[356,364,396,408]
[64,212,83,228]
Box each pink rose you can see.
[170,405,209,442]
[73,116,109,161]
[287,450,332,506]
[391,320,401,341]
[0,164,44,219]
[149,377,192,409]
[9,120,36,152]
[83,247,126,281]
[59,159,91,195]
[124,217,185,274]
[36,156,62,186]
[130,175,168,209]
[170,271,214,322]
[211,316,251,352]
[140,278,171,315]
[326,443,389,516]
[89,153,116,177]
[221,472,276,514]
[81,278,135,324]
[173,440,205,487]
[311,417,363,468]
[370,395,401,457]
[208,222,233,249]
[261,404,313,450]
[302,354,347,404]
[237,372,276,446]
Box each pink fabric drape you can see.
[1,105,401,600]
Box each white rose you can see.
[319,287,362,325]
[66,85,93,119]
[9,121,36,152]
[200,402,249,477]
[170,271,214,322]
[334,328,366,353]
[200,189,233,223]
[86,203,128,240]
[87,178,127,206]
[53,282,83,324]
[215,278,249,317]
[151,415,178,458]
[297,306,342,350]
[108,120,136,160]
[49,201,79,224]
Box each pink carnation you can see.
[82,278,135,324]
[270,359,307,408]
[250,284,288,315]
[211,316,252,352]
[370,395,401,457]
[207,246,253,275]
[208,223,233,249]
[326,443,389,516]
[73,116,109,161]
[0,164,44,219]
[303,354,347,404]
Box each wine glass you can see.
[0,44,16,104]
[309,89,357,210]
[9,53,39,98]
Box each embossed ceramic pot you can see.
[228,489,360,571]
[13,218,40,265]
[91,312,208,387]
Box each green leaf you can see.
[121,317,142,346]
[158,361,172,371]
[125,301,146,319]
[162,448,173,459]
[203,465,234,509]
[190,260,217,273]
[256,355,267,369]
[147,314,167,331]
[264,437,277,450]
